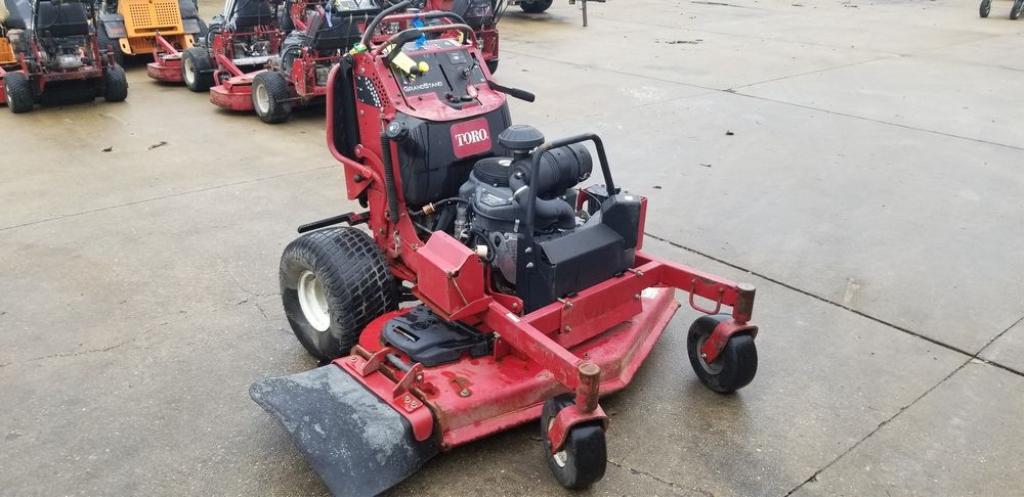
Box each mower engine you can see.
[49,43,87,70]
[449,128,641,309]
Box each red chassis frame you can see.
[0,34,111,104]
[208,25,284,111]
[320,16,759,453]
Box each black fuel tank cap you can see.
[498,125,545,151]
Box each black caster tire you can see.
[520,0,553,14]
[486,59,499,74]
[4,71,35,113]
[980,0,991,17]
[540,394,607,490]
[1012,0,1023,19]
[182,47,214,92]
[279,227,400,361]
[103,64,129,102]
[252,71,293,124]
[686,314,758,393]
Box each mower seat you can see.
[230,0,274,31]
[307,12,367,52]
[35,1,89,38]
[3,0,31,30]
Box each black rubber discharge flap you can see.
[250,366,439,497]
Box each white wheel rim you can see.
[184,58,195,85]
[255,83,270,114]
[297,270,331,332]
[547,418,569,468]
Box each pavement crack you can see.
[0,166,334,232]
[781,358,970,496]
[644,232,1024,380]
[0,319,176,368]
[607,458,714,497]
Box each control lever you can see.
[486,79,536,103]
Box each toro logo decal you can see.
[450,118,492,159]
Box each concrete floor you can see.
[2,0,1023,495]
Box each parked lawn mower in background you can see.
[2,0,128,113]
[96,0,207,68]
[250,2,760,495]
[227,0,500,124]
[245,0,381,123]
[979,0,1023,19]
[497,0,604,26]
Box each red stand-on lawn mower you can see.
[2,0,127,113]
[250,2,760,495]
[177,0,284,109]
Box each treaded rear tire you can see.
[280,228,400,360]
[103,64,129,102]
[520,0,553,14]
[980,0,991,17]
[252,71,293,124]
[1012,0,1023,19]
[4,71,34,113]
[182,47,214,92]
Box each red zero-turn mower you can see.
[244,0,382,123]
[178,0,283,109]
[250,2,760,495]
[2,0,128,113]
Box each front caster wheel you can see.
[540,394,607,489]
[687,314,758,393]
[1012,0,1023,19]
[980,0,991,17]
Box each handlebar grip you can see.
[488,81,536,103]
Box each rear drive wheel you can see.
[979,0,991,17]
[252,71,293,124]
[4,71,34,113]
[686,314,758,393]
[103,65,129,102]
[520,0,553,13]
[1012,0,1023,19]
[280,228,400,360]
[182,47,214,92]
[540,394,607,489]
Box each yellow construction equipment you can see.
[97,0,206,62]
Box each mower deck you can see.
[210,72,256,111]
[353,286,679,449]
[146,33,184,83]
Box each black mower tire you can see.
[520,0,553,14]
[540,394,607,489]
[4,71,34,113]
[279,228,400,361]
[486,58,499,74]
[252,71,293,124]
[182,47,214,92]
[686,314,758,394]
[103,65,129,102]
[979,0,991,17]
[1012,0,1023,19]
[97,26,125,66]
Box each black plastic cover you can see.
[250,366,439,497]
[394,106,511,207]
[382,305,491,367]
